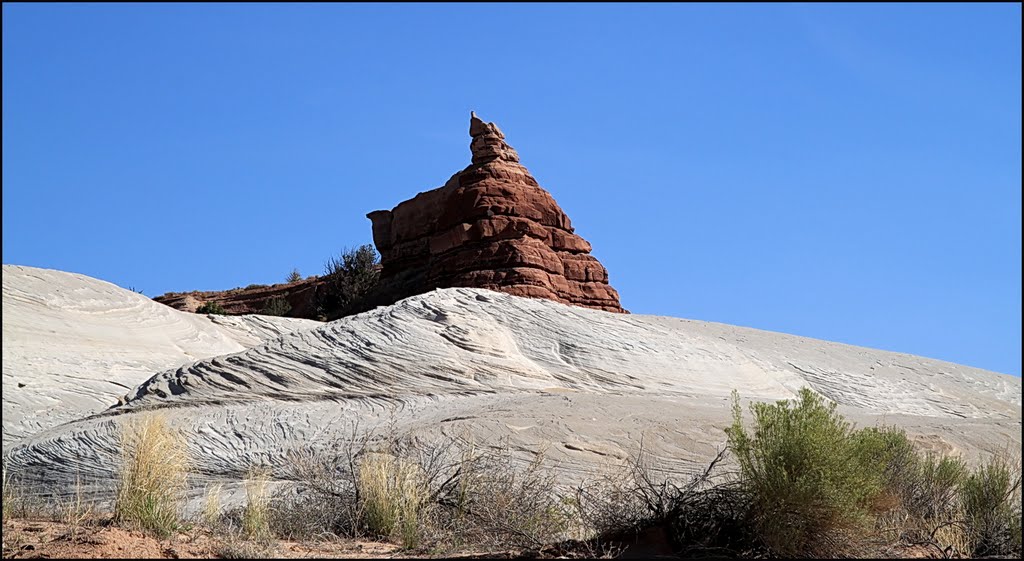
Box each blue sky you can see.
[3,3,1020,376]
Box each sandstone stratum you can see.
[154,276,322,318]
[368,112,625,313]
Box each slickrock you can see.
[368,112,626,313]
[1,265,319,448]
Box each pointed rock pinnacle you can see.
[468,112,518,164]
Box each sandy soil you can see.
[1,518,408,559]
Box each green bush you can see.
[286,269,302,283]
[245,284,269,290]
[726,388,893,557]
[961,454,1022,557]
[316,245,380,320]
[196,301,229,315]
[894,451,967,522]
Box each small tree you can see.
[316,245,380,320]
[286,268,302,283]
[260,296,292,317]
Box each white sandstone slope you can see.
[1,265,320,447]
[2,267,1020,500]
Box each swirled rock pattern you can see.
[1,265,319,448]
[3,275,1019,507]
[368,112,625,313]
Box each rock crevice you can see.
[368,113,625,313]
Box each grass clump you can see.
[358,452,427,548]
[199,483,224,528]
[242,470,272,541]
[59,477,95,540]
[113,414,189,538]
[2,466,20,523]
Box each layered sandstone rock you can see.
[367,112,625,313]
[154,277,323,318]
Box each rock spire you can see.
[367,113,625,313]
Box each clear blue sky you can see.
[3,3,1020,376]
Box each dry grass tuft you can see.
[113,413,189,538]
[199,483,224,528]
[59,477,95,540]
[357,452,427,548]
[2,466,16,523]
[242,469,272,541]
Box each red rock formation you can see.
[154,277,323,318]
[367,112,625,313]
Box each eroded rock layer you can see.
[154,277,323,318]
[368,113,625,313]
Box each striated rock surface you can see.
[367,112,626,313]
[2,265,319,448]
[4,284,1020,504]
[154,277,324,318]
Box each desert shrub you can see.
[441,445,573,551]
[259,296,291,317]
[114,414,189,538]
[196,301,228,315]
[270,422,367,540]
[286,269,302,283]
[726,388,894,557]
[960,454,1022,557]
[245,284,268,290]
[316,244,380,320]
[894,451,967,521]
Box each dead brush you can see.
[439,443,574,551]
[275,427,599,554]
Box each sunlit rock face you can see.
[368,112,626,313]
